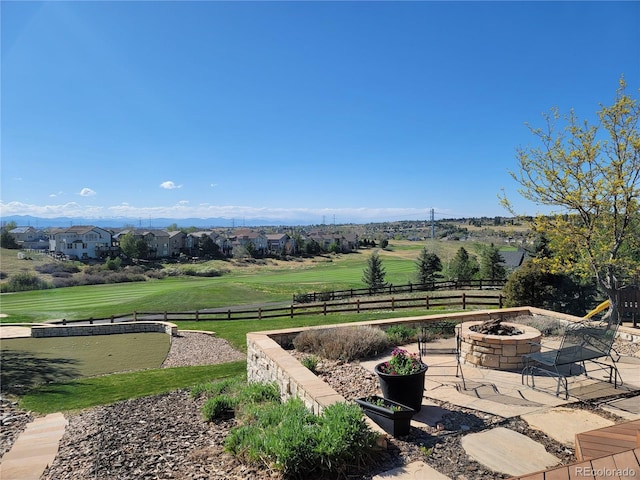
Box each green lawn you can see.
[0,240,491,324]
[19,361,247,414]
[1,333,170,393]
[0,239,496,414]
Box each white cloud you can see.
[79,188,96,197]
[177,200,189,205]
[210,183,218,188]
[160,181,182,190]
[0,200,472,224]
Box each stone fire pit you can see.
[459,319,542,370]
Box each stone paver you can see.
[461,427,560,476]
[0,413,67,480]
[372,461,451,479]
[521,406,614,446]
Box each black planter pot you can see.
[374,362,428,412]
[355,396,416,437]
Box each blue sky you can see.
[2,1,639,225]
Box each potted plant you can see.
[355,395,416,437]
[374,348,428,412]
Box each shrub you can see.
[300,355,319,373]
[293,326,389,362]
[202,394,237,421]
[226,398,377,479]
[35,263,80,274]
[0,272,53,292]
[385,324,417,344]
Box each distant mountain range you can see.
[1,215,331,229]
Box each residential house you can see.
[230,229,268,255]
[49,226,112,260]
[8,226,49,249]
[168,230,186,257]
[265,233,294,255]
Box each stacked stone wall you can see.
[31,321,177,338]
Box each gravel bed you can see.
[0,330,637,479]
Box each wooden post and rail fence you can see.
[57,292,504,325]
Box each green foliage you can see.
[300,355,319,373]
[0,272,53,292]
[377,347,425,375]
[0,229,19,249]
[503,77,640,322]
[362,252,387,291]
[385,324,417,344]
[225,397,377,479]
[503,259,597,316]
[105,257,122,271]
[415,248,443,285]
[293,326,389,362]
[479,243,506,281]
[195,378,280,421]
[448,247,479,281]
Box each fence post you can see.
[227,309,231,320]
[290,304,294,318]
[195,310,199,322]
[259,308,262,320]
[164,311,168,321]
[391,297,395,311]
[323,302,327,316]
[89,317,93,325]
[462,293,466,310]
[110,315,114,324]
[133,311,137,321]
[357,298,360,313]
[499,294,503,309]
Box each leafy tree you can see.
[479,243,506,281]
[415,248,442,285]
[502,78,640,323]
[119,233,148,259]
[380,238,389,249]
[362,252,387,292]
[119,233,137,259]
[448,247,479,282]
[504,259,598,316]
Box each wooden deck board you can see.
[575,419,640,461]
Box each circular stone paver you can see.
[461,427,560,476]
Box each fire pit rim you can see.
[459,321,542,345]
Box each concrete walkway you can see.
[0,413,67,480]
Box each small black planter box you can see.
[355,395,416,437]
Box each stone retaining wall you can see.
[246,308,533,413]
[31,321,178,338]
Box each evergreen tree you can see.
[448,247,479,282]
[362,252,387,292]
[479,243,506,281]
[415,248,442,286]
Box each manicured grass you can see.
[19,361,247,413]
[0,240,494,324]
[1,333,170,393]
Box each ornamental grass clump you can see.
[377,348,425,375]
